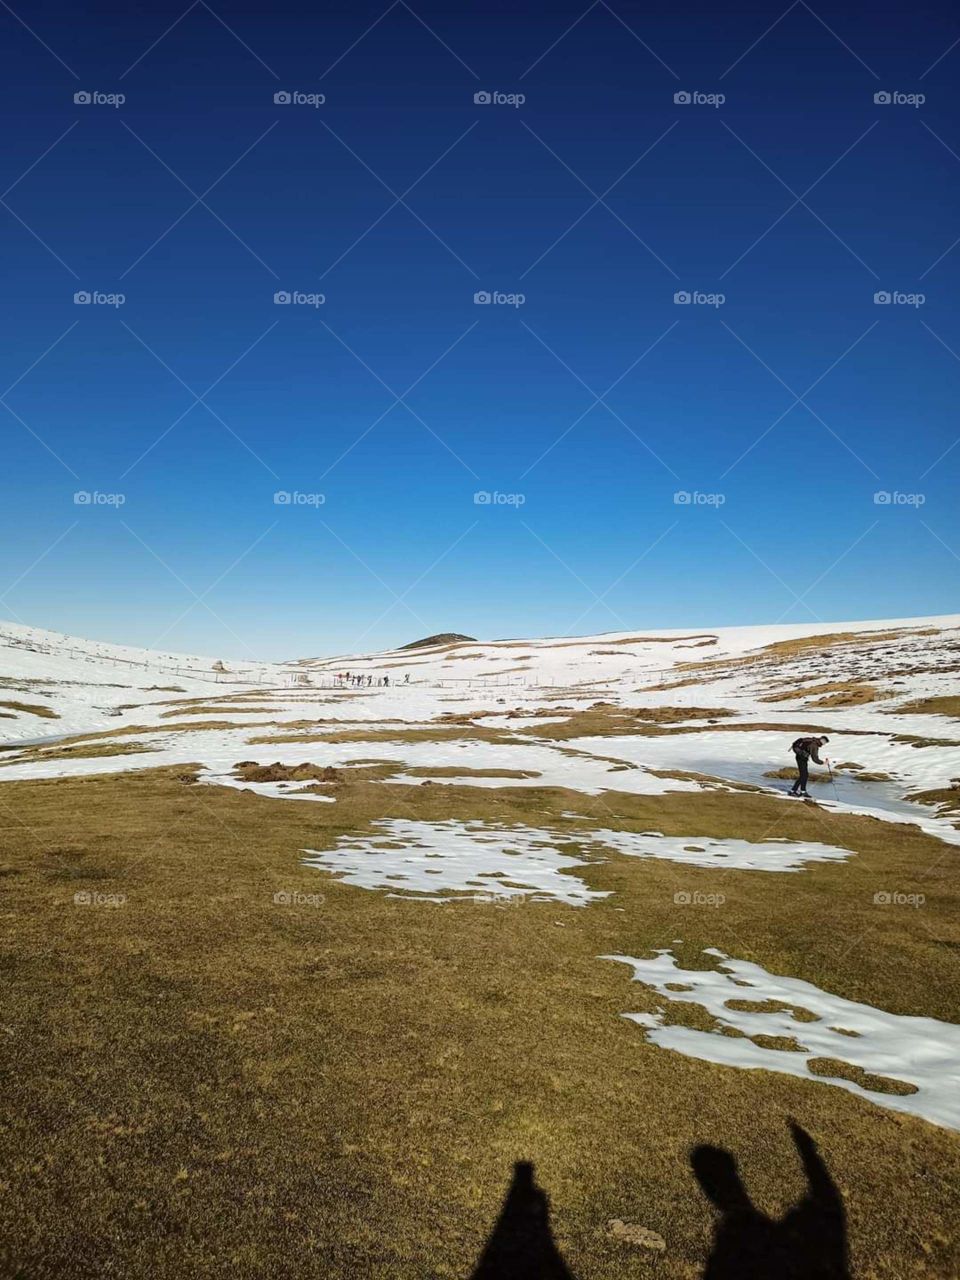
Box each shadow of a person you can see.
[469,1160,577,1279]
[692,1120,850,1279]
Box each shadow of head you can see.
[691,1123,850,1280]
[469,1160,576,1280]
[691,1145,755,1214]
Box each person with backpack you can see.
[789,735,829,797]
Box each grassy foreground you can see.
[1,766,959,1278]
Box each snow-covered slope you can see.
[293,613,960,689]
[5,613,957,736]
[0,621,284,741]
[2,613,959,845]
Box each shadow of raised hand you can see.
[692,1121,850,1279]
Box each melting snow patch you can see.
[304,818,608,905]
[204,774,336,803]
[604,949,960,1131]
[591,829,853,872]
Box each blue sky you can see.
[1,0,958,658]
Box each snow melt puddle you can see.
[303,818,608,905]
[575,731,960,846]
[605,949,960,1131]
[592,829,851,872]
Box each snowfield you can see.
[2,612,960,846]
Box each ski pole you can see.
[827,759,840,803]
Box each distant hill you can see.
[397,632,477,651]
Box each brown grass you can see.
[806,1058,917,1097]
[1,767,959,1277]
[233,762,343,785]
[674,627,939,677]
[895,695,960,720]
[0,699,60,719]
[160,706,288,718]
[520,705,856,743]
[907,787,960,815]
[891,733,960,749]
[8,740,161,764]
[247,725,512,747]
[759,682,893,708]
[401,766,542,780]
[550,634,718,648]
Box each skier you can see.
[789,735,829,798]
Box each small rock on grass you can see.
[605,1219,667,1251]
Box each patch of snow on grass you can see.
[206,775,336,803]
[591,829,852,872]
[304,818,609,905]
[604,949,960,1131]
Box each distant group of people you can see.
[336,672,388,687]
[334,671,412,688]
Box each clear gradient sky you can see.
[1,0,958,659]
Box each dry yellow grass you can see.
[0,699,60,719]
[8,740,161,764]
[759,682,893,708]
[549,634,717,648]
[520,705,853,742]
[674,627,937,678]
[1,766,959,1278]
[896,695,960,720]
[246,725,512,747]
[908,786,960,815]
